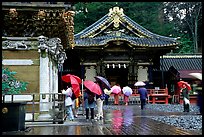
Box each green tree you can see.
[2,67,28,94]
[163,2,202,53]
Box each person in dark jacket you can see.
[83,88,96,120]
[181,84,190,112]
[138,86,148,110]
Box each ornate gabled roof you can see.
[74,7,179,48]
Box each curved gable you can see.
[74,7,179,49]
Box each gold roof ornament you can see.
[108,7,124,28]
[108,7,124,17]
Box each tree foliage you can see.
[2,67,28,94]
[160,2,202,53]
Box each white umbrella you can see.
[188,73,202,80]
[134,81,146,86]
[122,86,133,96]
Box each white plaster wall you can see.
[137,66,148,81]
[85,66,96,81]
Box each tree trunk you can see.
[194,19,198,53]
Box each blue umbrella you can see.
[94,76,111,90]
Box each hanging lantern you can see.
[124,64,126,68]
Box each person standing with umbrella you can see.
[104,88,112,105]
[111,84,122,105]
[94,76,111,120]
[135,81,148,110]
[138,85,148,110]
[180,83,190,112]
[95,81,106,120]
[62,85,75,121]
[83,88,96,121]
[83,80,102,121]
[178,80,191,112]
[122,86,133,105]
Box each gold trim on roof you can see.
[108,7,124,17]
[108,7,124,28]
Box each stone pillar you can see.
[37,35,52,120]
[38,54,52,119]
[49,61,53,93]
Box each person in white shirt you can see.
[62,86,74,121]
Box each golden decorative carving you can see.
[108,7,124,28]
[38,10,46,20]
[2,107,8,114]
[108,7,124,17]
[62,10,75,48]
[9,8,18,18]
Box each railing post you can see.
[53,93,56,123]
[32,94,35,122]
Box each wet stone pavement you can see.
[2,104,202,135]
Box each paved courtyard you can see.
[2,105,202,135]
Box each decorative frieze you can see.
[2,36,67,65]
[37,36,67,64]
[62,10,75,48]
[2,40,31,50]
[2,3,75,49]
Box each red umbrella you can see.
[111,85,121,94]
[177,81,191,91]
[62,74,81,98]
[62,74,82,84]
[83,80,102,95]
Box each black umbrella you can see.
[94,76,111,90]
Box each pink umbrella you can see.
[83,80,102,95]
[111,85,121,94]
